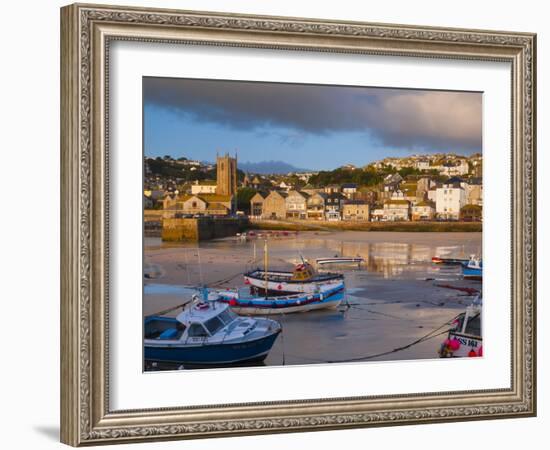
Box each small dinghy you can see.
[144,297,281,365]
[213,282,345,315]
[316,256,364,266]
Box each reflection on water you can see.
[145,233,481,281]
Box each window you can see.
[218,309,238,325]
[465,314,481,336]
[204,316,224,335]
[188,323,208,337]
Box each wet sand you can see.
[144,231,481,368]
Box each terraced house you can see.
[307,192,327,220]
[249,192,265,218]
[285,190,310,219]
[342,200,370,221]
[382,198,411,221]
[411,200,436,221]
[324,192,346,220]
[261,191,288,219]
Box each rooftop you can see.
[415,201,436,208]
[177,193,232,203]
[384,199,410,206]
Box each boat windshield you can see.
[465,313,481,336]
[217,309,238,325]
[203,316,225,335]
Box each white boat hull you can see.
[439,331,482,358]
[244,272,343,294]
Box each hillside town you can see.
[144,152,483,223]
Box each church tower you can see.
[216,153,237,197]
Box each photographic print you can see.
[61,5,536,444]
[143,77,483,370]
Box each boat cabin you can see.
[144,302,239,341]
[454,310,481,337]
[290,262,316,281]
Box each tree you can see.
[236,187,258,214]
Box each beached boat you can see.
[244,241,343,295]
[144,300,281,365]
[431,256,469,265]
[316,256,364,266]
[244,263,343,295]
[461,256,483,280]
[213,282,345,315]
[439,296,482,358]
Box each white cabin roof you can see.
[176,301,230,325]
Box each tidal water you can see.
[144,231,482,370]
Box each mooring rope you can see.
[145,301,192,318]
[322,312,463,363]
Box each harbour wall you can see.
[162,217,249,241]
[249,218,482,232]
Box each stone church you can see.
[163,153,237,217]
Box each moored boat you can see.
[431,256,469,265]
[439,296,482,358]
[316,256,364,266]
[244,263,343,295]
[461,256,483,280]
[213,282,345,315]
[144,299,281,365]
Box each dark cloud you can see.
[143,77,482,151]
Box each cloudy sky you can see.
[143,77,482,170]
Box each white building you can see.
[191,180,217,195]
[341,183,358,198]
[435,184,467,220]
[439,159,469,177]
[415,160,430,171]
[382,199,410,221]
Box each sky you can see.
[143,77,482,171]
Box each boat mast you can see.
[264,239,268,298]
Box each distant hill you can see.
[238,160,311,174]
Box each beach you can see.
[144,230,482,368]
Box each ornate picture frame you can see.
[60,3,536,446]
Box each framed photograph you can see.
[60,3,536,446]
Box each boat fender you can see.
[448,338,461,351]
[277,284,283,290]
[468,349,477,357]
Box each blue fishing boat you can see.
[144,299,281,365]
[213,282,345,315]
[461,256,482,280]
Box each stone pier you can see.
[161,217,249,241]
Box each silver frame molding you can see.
[60,3,536,446]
